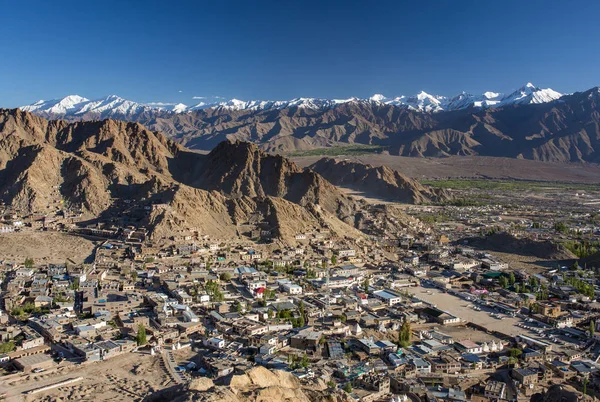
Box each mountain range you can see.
[17,84,600,162]
[21,83,562,117]
[0,109,433,241]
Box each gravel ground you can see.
[406,285,524,337]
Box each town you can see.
[0,179,599,402]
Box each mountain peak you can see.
[20,82,574,118]
[370,94,387,102]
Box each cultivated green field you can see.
[288,144,387,157]
[421,178,600,192]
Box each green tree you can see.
[24,257,34,268]
[331,255,337,265]
[131,270,138,282]
[583,377,589,395]
[326,380,335,388]
[363,278,370,292]
[136,324,147,346]
[235,301,243,313]
[220,272,232,281]
[398,321,411,348]
[343,382,353,393]
[590,320,596,337]
[509,272,516,285]
[300,353,309,368]
[507,348,522,359]
[514,283,521,293]
[498,276,508,288]
[0,341,15,353]
[554,222,568,233]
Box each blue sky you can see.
[1,0,598,107]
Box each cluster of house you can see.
[1,219,600,401]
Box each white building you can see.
[205,337,225,349]
[373,289,403,306]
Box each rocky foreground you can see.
[145,366,344,402]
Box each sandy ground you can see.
[0,352,170,402]
[0,232,98,264]
[293,154,600,183]
[405,285,524,337]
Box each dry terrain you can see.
[405,285,524,337]
[0,232,98,264]
[293,154,600,183]
[0,352,169,402]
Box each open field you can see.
[292,154,600,183]
[0,352,169,402]
[0,232,98,265]
[405,285,524,337]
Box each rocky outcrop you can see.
[145,366,345,402]
[530,384,594,402]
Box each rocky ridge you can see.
[309,157,450,204]
[0,109,415,242]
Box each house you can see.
[454,340,483,354]
[412,358,431,374]
[276,279,302,295]
[34,296,53,308]
[352,338,380,355]
[21,327,45,350]
[511,368,538,386]
[205,337,225,349]
[13,353,54,373]
[338,249,356,258]
[421,307,460,325]
[373,289,403,306]
[290,328,322,351]
[484,381,506,400]
[15,268,34,277]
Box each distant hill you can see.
[464,232,575,260]
[309,157,449,204]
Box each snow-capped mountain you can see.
[499,82,563,106]
[22,95,90,115]
[22,95,161,118]
[20,83,564,119]
[444,91,503,110]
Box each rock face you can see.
[309,157,450,204]
[145,366,344,402]
[0,109,371,242]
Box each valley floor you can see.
[292,154,600,183]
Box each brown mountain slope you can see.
[309,157,450,204]
[0,109,368,242]
[193,140,362,224]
